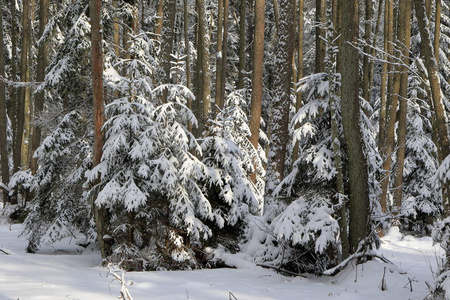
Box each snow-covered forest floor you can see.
[0,223,444,300]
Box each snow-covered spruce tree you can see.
[88,27,259,269]
[200,90,263,251]
[21,111,92,253]
[399,70,442,234]
[246,71,342,274]
[19,2,96,251]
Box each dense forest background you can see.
[0,0,450,296]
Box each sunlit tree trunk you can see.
[31,0,49,175]
[15,0,31,176]
[90,0,109,259]
[155,0,164,39]
[434,0,441,65]
[392,0,412,212]
[237,0,246,90]
[249,0,265,183]
[414,0,450,214]
[378,0,390,154]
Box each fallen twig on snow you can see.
[323,251,405,276]
[256,263,308,278]
[0,248,11,255]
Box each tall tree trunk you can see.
[292,0,304,164]
[155,0,164,39]
[112,0,120,98]
[215,0,224,113]
[160,0,177,103]
[197,0,211,131]
[265,0,295,208]
[14,0,31,177]
[248,0,265,182]
[20,0,32,171]
[218,0,229,110]
[90,0,109,259]
[8,0,18,129]
[0,3,10,204]
[378,0,390,154]
[193,16,203,137]
[392,0,411,212]
[340,0,370,253]
[434,0,441,65]
[326,0,348,259]
[362,0,373,108]
[369,0,384,107]
[315,0,326,73]
[237,0,246,90]
[414,0,450,214]
[31,0,49,175]
[379,0,395,213]
[184,0,192,131]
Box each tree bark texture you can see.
[249,0,266,183]
[197,0,211,131]
[340,0,370,254]
[90,0,110,259]
[315,0,326,73]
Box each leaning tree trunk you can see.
[414,0,450,214]
[340,0,370,254]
